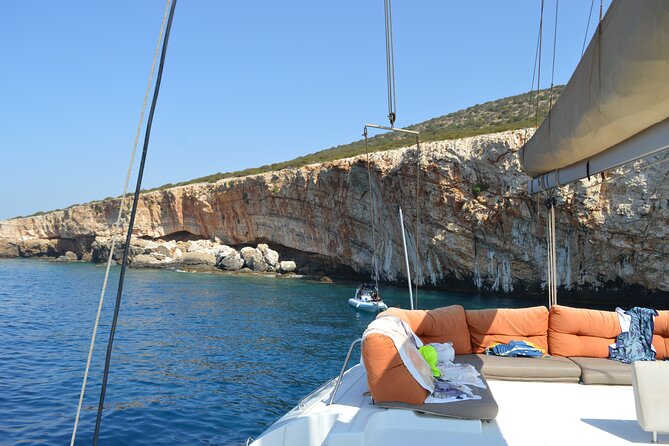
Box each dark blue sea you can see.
[0,258,539,445]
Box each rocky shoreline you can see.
[2,129,669,303]
[55,237,300,275]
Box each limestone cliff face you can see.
[2,129,668,295]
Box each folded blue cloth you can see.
[484,340,544,357]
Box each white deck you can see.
[251,363,668,446]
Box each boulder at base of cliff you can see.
[215,245,236,264]
[186,239,219,256]
[218,251,244,271]
[245,248,268,272]
[177,252,216,266]
[239,247,256,266]
[153,244,173,258]
[55,251,78,262]
[131,254,164,268]
[263,248,280,269]
[279,260,296,273]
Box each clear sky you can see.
[0,0,611,220]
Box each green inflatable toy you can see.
[418,345,441,378]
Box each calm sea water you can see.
[0,258,540,445]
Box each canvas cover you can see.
[520,0,669,178]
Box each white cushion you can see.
[632,361,669,434]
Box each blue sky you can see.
[0,0,610,220]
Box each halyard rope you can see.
[70,1,172,444]
[93,0,177,441]
[384,0,396,127]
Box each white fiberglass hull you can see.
[347,298,387,313]
[249,363,663,446]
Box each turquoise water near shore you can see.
[0,258,541,445]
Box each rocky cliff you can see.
[2,129,668,298]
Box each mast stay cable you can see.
[363,127,380,292]
[533,0,545,129]
[363,0,423,308]
[581,0,595,57]
[384,0,397,127]
[413,135,421,308]
[69,1,172,444]
[548,0,559,111]
[93,0,178,443]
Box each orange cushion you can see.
[381,305,472,354]
[466,306,549,354]
[548,305,621,357]
[653,310,669,359]
[361,333,429,404]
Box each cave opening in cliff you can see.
[161,231,201,243]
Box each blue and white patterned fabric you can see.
[609,306,658,363]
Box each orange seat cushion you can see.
[361,333,429,404]
[465,306,549,354]
[361,305,471,404]
[548,305,621,357]
[381,305,472,354]
[653,310,669,359]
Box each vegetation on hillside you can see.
[151,86,562,191]
[15,87,561,219]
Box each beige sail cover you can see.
[520,0,669,178]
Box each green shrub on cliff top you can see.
[150,87,561,191]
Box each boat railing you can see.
[298,377,336,409]
[328,338,362,405]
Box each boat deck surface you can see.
[251,363,668,446]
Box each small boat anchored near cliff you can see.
[348,284,387,313]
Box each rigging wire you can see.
[93,0,178,443]
[363,127,380,292]
[533,0,545,129]
[581,0,595,57]
[523,1,544,145]
[548,0,559,112]
[413,136,421,308]
[384,0,397,127]
[69,1,172,444]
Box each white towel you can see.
[363,316,435,393]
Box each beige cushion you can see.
[455,354,581,383]
[568,357,631,385]
[632,361,669,434]
[375,372,498,420]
